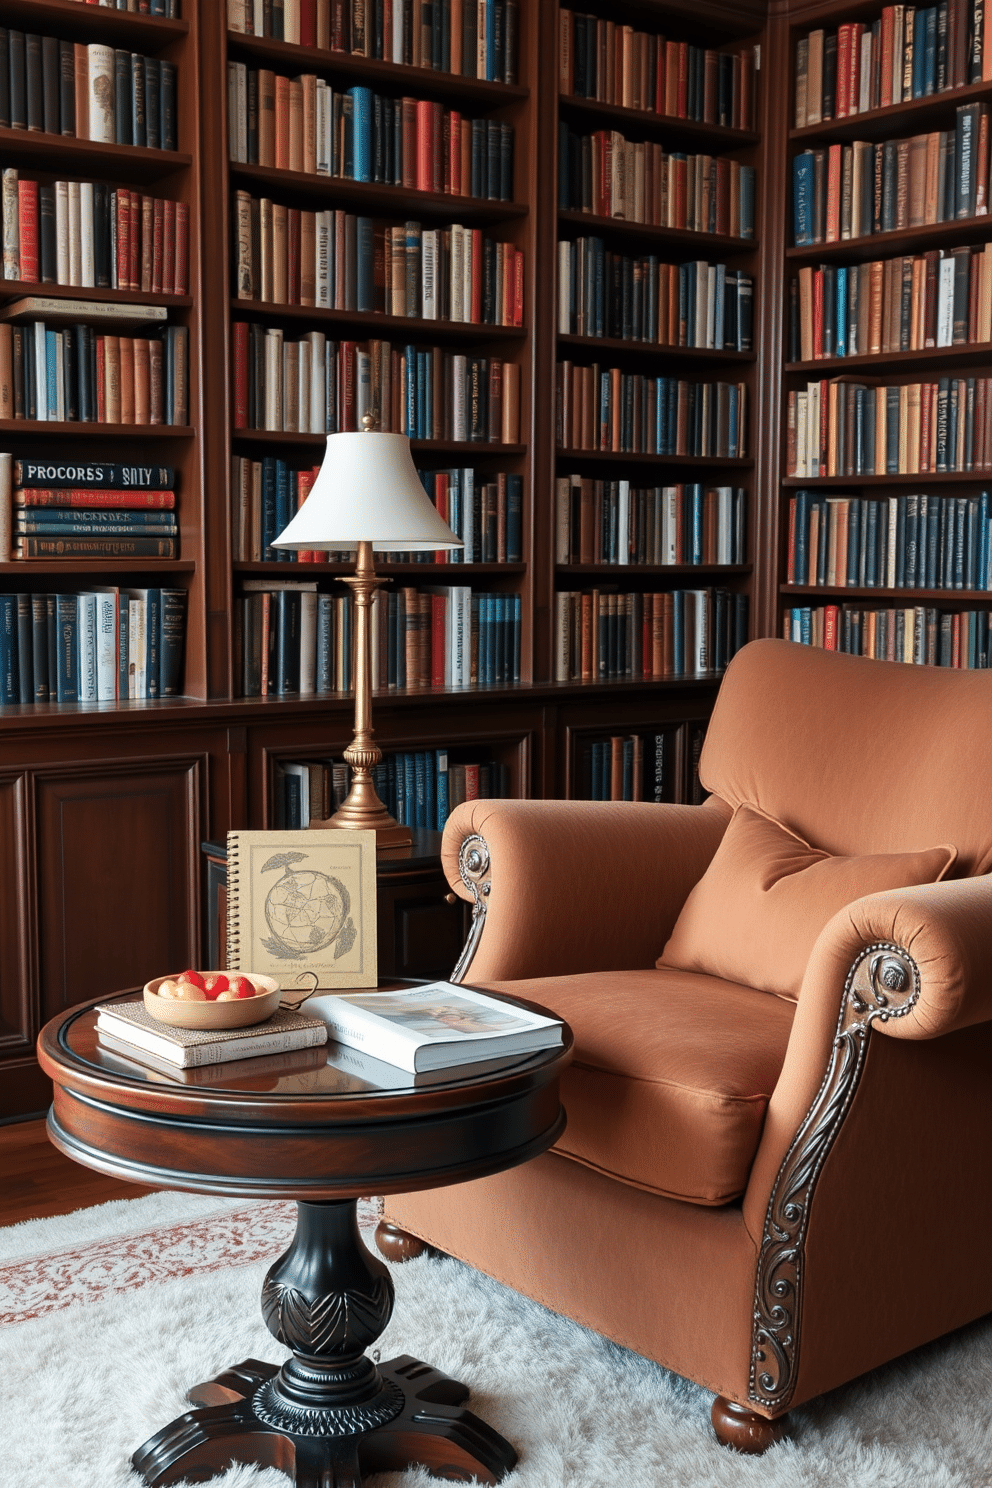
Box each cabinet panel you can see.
[35,759,204,1022]
[0,775,33,1053]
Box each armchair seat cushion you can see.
[479,967,796,1206]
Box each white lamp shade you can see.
[271,431,463,553]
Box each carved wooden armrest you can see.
[440,796,731,985]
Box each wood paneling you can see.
[0,775,33,1052]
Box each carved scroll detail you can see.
[749,943,920,1413]
[451,833,491,984]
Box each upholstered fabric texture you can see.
[480,967,795,1205]
[659,804,957,999]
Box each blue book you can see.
[667,378,678,453]
[714,263,726,348]
[739,166,756,240]
[274,461,292,561]
[979,491,990,590]
[355,217,375,311]
[117,600,129,700]
[422,350,432,440]
[414,751,428,828]
[836,265,847,357]
[912,9,926,96]
[728,386,739,459]
[54,593,79,702]
[895,497,907,587]
[923,7,937,93]
[347,87,373,181]
[46,328,59,419]
[405,346,417,437]
[673,590,685,673]
[593,238,605,336]
[690,485,704,565]
[656,377,669,453]
[846,499,861,587]
[403,752,416,824]
[0,594,19,704]
[512,593,521,681]
[794,489,811,584]
[486,0,496,81]
[436,750,449,828]
[261,458,278,560]
[506,474,522,562]
[865,501,880,586]
[885,387,901,473]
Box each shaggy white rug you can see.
[2,1190,991,1488]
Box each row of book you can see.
[232,198,523,325]
[794,4,990,129]
[227,0,520,84]
[237,582,521,694]
[230,456,522,564]
[232,327,520,442]
[227,68,514,201]
[0,321,188,429]
[72,2,177,14]
[559,129,757,241]
[581,735,653,803]
[0,586,187,705]
[0,456,179,564]
[555,479,747,568]
[786,489,992,592]
[554,586,749,682]
[559,12,756,133]
[784,603,992,669]
[276,748,511,832]
[788,375,992,478]
[789,245,992,363]
[557,240,753,350]
[556,365,747,459]
[1,175,189,297]
[792,107,991,247]
[0,33,178,150]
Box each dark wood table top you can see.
[38,990,573,1203]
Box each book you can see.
[226,828,377,988]
[0,297,168,327]
[96,1030,330,1085]
[94,998,328,1069]
[307,980,564,1072]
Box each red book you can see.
[432,103,444,198]
[16,488,176,508]
[813,269,824,358]
[416,99,434,191]
[162,199,176,297]
[340,340,358,430]
[95,335,107,423]
[299,0,317,46]
[880,6,895,108]
[151,197,164,295]
[441,107,452,193]
[128,191,140,291]
[677,42,689,118]
[836,25,851,118]
[431,594,446,687]
[232,322,249,428]
[17,179,39,282]
[595,131,609,217]
[260,592,271,697]
[824,605,840,650]
[826,143,842,242]
[174,202,189,295]
[449,110,462,195]
[331,0,345,50]
[513,249,524,327]
[786,496,797,582]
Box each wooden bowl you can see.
[143,974,281,1030]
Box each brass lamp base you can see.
[311,794,412,848]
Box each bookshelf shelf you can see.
[2,0,188,45]
[232,430,527,456]
[558,449,754,467]
[230,163,529,224]
[234,561,527,577]
[782,471,992,486]
[557,208,757,255]
[0,128,193,182]
[559,333,755,363]
[787,218,992,264]
[789,80,992,148]
[0,421,195,438]
[559,93,760,149]
[0,284,194,310]
[785,344,992,374]
[0,560,195,578]
[782,583,992,603]
[229,300,526,341]
[561,563,752,578]
[226,32,530,108]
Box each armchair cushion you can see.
[658,804,957,1000]
[479,966,796,1206]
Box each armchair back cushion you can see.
[700,640,992,875]
[658,804,957,999]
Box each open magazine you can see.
[308,981,564,1073]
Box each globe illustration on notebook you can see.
[260,852,355,960]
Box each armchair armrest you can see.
[441,795,730,984]
[743,872,992,1241]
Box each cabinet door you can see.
[36,759,204,1022]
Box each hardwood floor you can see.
[0,1119,156,1226]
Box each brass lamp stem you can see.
[315,540,411,846]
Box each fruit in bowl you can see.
[143,971,281,1029]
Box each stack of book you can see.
[560,11,756,130]
[0,31,178,149]
[557,366,747,458]
[554,586,748,681]
[1,173,189,296]
[558,241,753,351]
[232,200,523,326]
[792,104,991,247]
[0,456,179,562]
[278,747,511,830]
[0,301,188,428]
[228,0,520,83]
[794,5,989,124]
[559,130,756,239]
[556,478,747,567]
[94,998,328,1078]
[227,69,514,201]
[232,329,520,443]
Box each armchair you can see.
[379,639,992,1450]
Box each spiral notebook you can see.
[226,829,377,991]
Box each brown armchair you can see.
[380,639,992,1450]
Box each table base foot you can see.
[131,1355,518,1487]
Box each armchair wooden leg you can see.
[711,1397,787,1454]
[375,1221,430,1263]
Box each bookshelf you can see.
[0,0,771,1121]
[776,0,992,664]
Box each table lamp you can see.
[272,417,463,847]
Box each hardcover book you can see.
[94,999,328,1069]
